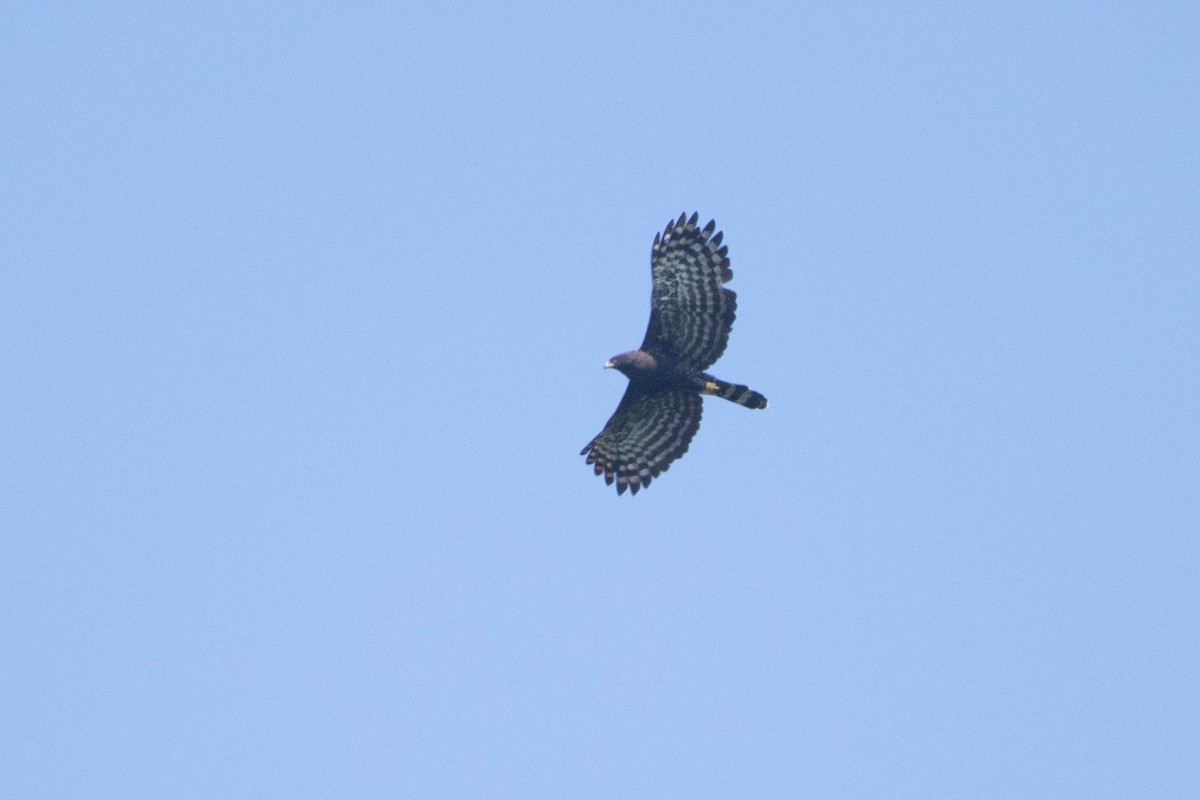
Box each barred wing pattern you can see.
[579,387,703,496]
[641,212,736,370]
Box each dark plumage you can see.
[581,212,767,495]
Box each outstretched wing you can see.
[580,387,703,496]
[640,212,737,370]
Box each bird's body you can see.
[606,350,766,407]
[581,213,767,495]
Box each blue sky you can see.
[3,2,1197,797]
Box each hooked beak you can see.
[604,359,615,368]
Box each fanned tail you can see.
[703,379,768,409]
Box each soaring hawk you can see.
[581,212,767,495]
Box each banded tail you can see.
[703,379,768,409]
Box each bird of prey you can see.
[581,212,767,495]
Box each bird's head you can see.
[605,350,656,377]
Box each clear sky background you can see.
[3,2,1198,797]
